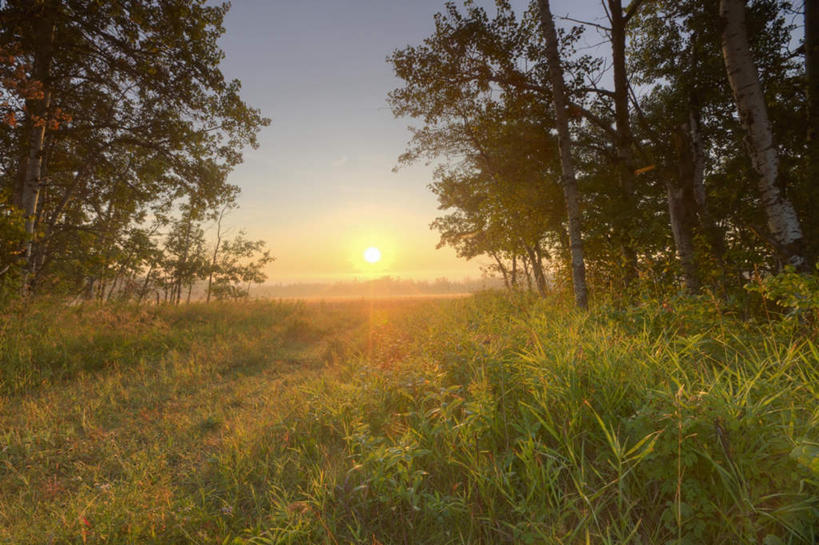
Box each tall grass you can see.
[0,294,816,544]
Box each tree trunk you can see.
[806,0,819,264]
[510,254,518,288]
[107,274,120,302]
[84,277,95,301]
[521,251,534,292]
[720,0,806,269]
[207,205,228,303]
[138,264,154,304]
[667,129,701,293]
[525,244,549,297]
[809,0,819,145]
[665,186,698,293]
[491,251,511,290]
[609,0,642,289]
[686,107,727,268]
[19,3,56,294]
[176,216,193,305]
[536,0,589,309]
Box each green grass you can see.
[0,293,817,544]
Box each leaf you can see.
[789,441,819,477]
[634,164,656,175]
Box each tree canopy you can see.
[0,0,271,301]
[389,0,818,303]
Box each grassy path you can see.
[0,300,382,543]
[1,295,817,544]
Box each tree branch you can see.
[556,15,611,32]
[624,0,648,23]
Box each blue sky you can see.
[217,0,604,282]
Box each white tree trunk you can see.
[720,0,805,268]
[19,5,56,294]
[536,0,588,309]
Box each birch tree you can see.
[13,0,56,294]
[536,0,588,308]
[720,0,806,269]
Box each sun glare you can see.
[363,247,382,263]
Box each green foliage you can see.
[390,0,815,299]
[746,266,819,317]
[0,198,24,300]
[0,0,269,297]
[2,295,816,543]
[209,231,275,301]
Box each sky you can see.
[217,0,603,283]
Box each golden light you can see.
[363,246,382,263]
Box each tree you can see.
[535,0,588,308]
[0,0,269,299]
[5,1,56,293]
[720,0,806,269]
[390,2,594,298]
[206,202,233,303]
[607,0,646,288]
[806,0,819,249]
[209,232,274,300]
[628,0,730,292]
[163,204,208,304]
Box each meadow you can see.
[1,293,817,544]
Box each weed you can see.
[0,294,816,544]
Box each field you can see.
[1,294,817,544]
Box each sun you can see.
[363,246,382,263]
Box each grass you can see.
[0,293,817,544]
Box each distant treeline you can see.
[240,276,504,299]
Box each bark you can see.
[84,277,95,301]
[808,0,819,164]
[206,205,228,303]
[666,185,698,293]
[806,0,819,264]
[106,275,119,302]
[536,0,589,309]
[524,244,548,297]
[534,244,549,296]
[510,255,518,288]
[19,2,56,293]
[688,109,706,211]
[609,0,640,289]
[491,251,511,290]
[522,253,534,292]
[175,217,193,305]
[668,129,701,293]
[138,264,154,304]
[686,107,728,266]
[720,0,806,269]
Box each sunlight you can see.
[363,246,382,263]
